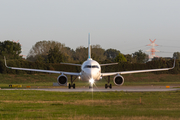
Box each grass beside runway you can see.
[0,90,180,120]
[0,73,180,88]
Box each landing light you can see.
[89,78,94,84]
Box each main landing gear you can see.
[68,75,77,89]
[69,83,75,89]
[105,76,112,89]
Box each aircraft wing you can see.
[4,57,80,76]
[101,59,175,77]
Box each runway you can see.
[1,86,180,92]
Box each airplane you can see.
[4,33,175,89]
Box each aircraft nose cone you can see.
[83,69,92,78]
[86,69,97,79]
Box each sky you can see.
[0,0,180,58]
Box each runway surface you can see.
[1,86,180,92]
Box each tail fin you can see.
[88,33,91,59]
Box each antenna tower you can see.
[146,39,160,59]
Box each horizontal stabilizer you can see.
[60,63,81,66]
[100,63,118,66]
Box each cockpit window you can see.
[84,65,99,69]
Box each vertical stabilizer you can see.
[88,33,91,59]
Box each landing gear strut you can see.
[89,85,93,89]
[68,76,77,89]
[105,76,112,89]
[89,82,93,89]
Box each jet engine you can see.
[113,75,124,86]
[57,74,68,86]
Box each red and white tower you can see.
[146,39,160,59]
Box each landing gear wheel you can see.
[109,84,112,89]
[105,76,112,89]
[105,84,108,89]
[73,84,75,89]
[68,83,71,89]
[68,75,77,89]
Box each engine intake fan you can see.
[113,75,124,86]
[57,74,68,86]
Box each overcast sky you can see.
[0,0,180,58]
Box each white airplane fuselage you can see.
[80,58,101,82]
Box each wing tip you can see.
[172,57,176,69]
[4,56,8,68]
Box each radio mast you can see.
[146,39,159,59]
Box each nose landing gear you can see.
[89,85,93,89]
[89,82,94,89]
[89,78,94,89]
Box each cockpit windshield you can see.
[84,65,99,69]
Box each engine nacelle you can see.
[113,75,124,86]
[57,74,68,86]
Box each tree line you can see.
[26,40,149,64]
[0,40,179,74]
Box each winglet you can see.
[172,57,176,69]
[4,56,8,68]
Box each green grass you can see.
[1,73,180,119]
[0,90,180,119]
[0,73,180,88]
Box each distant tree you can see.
[91,45,106,62]
[74,46,88,62]
[36,55,45,63]
[173,52,180,60]
[132,50,149,63]
[104,48,120,61]
[74,45,106,62]
[62,47,75,62]
[124,54,136,63]
[27,40,65,62]
[47,45,64,63]
[0,40,22,59]
[115,53,127,62]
